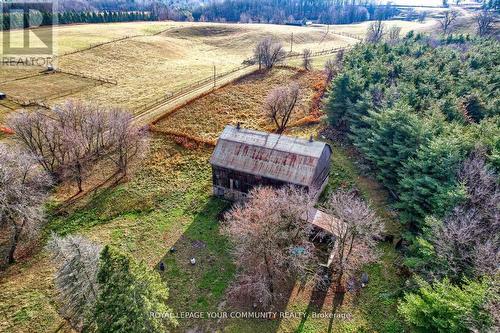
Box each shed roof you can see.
[307,208,345,237]
[210,125,331,186]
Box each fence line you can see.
[56,69,118,85]
[133,44,352,119]
[133,63,254,116]
[0,71,47,84]
[330,31,363,41]
[58,34,142,58]
[57,26,175,58]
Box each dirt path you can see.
[132,64,260,125]
[133,45,353,126]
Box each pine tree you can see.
[47,234,101,330]
[398,277,493,333]
[93,246,177,333]
[352,104,433,194]
[397,133,471,229]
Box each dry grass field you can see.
[0,21,358,115]
[0,18,437,122]
[153,67,325,142]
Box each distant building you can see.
[0,92,6,100]
[210,125,332,201]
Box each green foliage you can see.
[325,36,500,232]
[93,246,177,333]
[398,277,493,333]
[397,133,470,227]
[352,104,433,193]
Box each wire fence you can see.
[57,26,174,58]
[58,35,142,58]
[330,31,363,41]
[133,44,353,119]
[134,63,254,116]
[56,69,118,85]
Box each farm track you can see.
[133,44,354,125]
[133,64,259,125]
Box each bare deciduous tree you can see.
[324,58,337,82]
[9,100,148,193]
[475,10,495,37]
[366,20,386,43]
[321,190,383,286]
[302,48,313,71]
[430,149,499,281]
[418,11,428,23]
[263,83,300,134]
[223,186,317,309]
[324,49,344,82]
[438,10,459,34]
[107,110,149,177]
[254,37,285,70]
[47,234,102,331]
[0,144,51,267]
[387,26,402,45]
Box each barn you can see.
[210,125,332,201]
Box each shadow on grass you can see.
[155,196,300,333]
[296,266,346,333]
[156,196,235,332]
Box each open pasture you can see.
[1,21,358,115]
[0,72,97,101]
[0,19,435,118]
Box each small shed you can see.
[0,92,6,100]
[210,125,332,201]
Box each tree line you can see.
[0,101,148,268]
[194,0,399,24]
[325,30,499,332]
[1,11,156,31]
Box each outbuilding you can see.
[210,125,332,201]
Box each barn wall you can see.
[311,146,332,190]
[212,166,306,201]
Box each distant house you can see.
[210,125,332,201]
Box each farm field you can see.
[0,17,445,333]
[153,67,326,142]
[0,21,357,115]
[0,18,438,124]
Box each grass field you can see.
[0,18,440,121]
[153,67,325,142]
[0,17,432,332]
[0,21,357,114]
[0,59,407,332]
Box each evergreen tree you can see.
[397,133,471,229]
[352,104,433,193]
[93,246,177,333]
[398,277,493,333]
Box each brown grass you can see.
[153,67,325,141]
[0,72,96,101]
[1,21,359,115]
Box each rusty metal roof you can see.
[210,125,331,186]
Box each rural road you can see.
[132,64,259,125]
